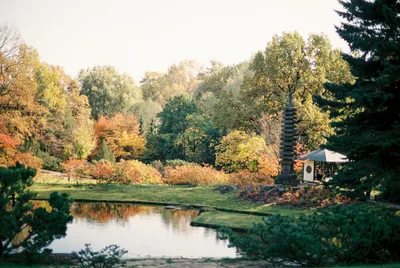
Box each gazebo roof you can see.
[298,148,348,163]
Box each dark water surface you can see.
[45,202,238,258]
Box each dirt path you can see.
[124,258,271,267]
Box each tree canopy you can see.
[316,0,400,201]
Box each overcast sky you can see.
[0,0,348,83]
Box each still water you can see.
[46,202,238,258]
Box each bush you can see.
[230,170,274,186]
[89,160,163,185]
[164,159,197,168]
[222,204,400,266]
[90,160,117,184]
[72,243,128,268]
[36,151,62,171]
[236,185,352,208]
[61,158,90,183]
[164,164,230,185]
[117,160,163,184]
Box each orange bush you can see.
[164,165,230,185]
[117,160,163,185]
[61,158,90,182]
[90,160,117,184]
[230,170,274,186]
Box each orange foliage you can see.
[89,160,162,185]
[294,142,307,173]
[61,158,90,182]
[118,160,163,185]
[230,170,274,186]
[0,134,42,168]
[94,113,146,160]
[90,160,117,184]
[164,165,230,185]
[257,152,280,176]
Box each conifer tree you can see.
[0,163,73,258]
[316,0,400,201]
[93,138,116,163]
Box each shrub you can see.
[36,151,62,171]
[72,243,128,268]
[117,160,163,184]
[164,159,197,168]
[90,160,117,184]
[164,164,230,185]
[61,158,90,183]
[230,170,274,186]
[236,185,352,208]
[222,204,400,266]
[89,160,163,185]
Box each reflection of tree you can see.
[71,203,147,223]
[160,209,199,233]
[31,201,200,233]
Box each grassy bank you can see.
[191,211,264,231]
[30,183,309,215]
[30,183,309,230]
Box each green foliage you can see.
[140,60,201,106]
[35,151,62,171]
[146,95,221,163]
[241,32,353,150]
[72,243,127,268]
[215,131,267,173]
[92,138,115,163]
[223,204,400,266]
[78,66,142,119]
[0,164,73,260]
[164,159,196,168]
[315,0,400,202]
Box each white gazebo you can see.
[298,149,348,182]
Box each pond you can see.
[41,202,239,258]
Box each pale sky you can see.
[0,0,348,83]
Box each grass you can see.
[30,183,309,215]
[30,182,312,230]
[191,211,264,230]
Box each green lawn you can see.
[192,211,264,230]
[30,183,311,230]
[30,183,309,215]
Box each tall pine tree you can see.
[316,0,400,201]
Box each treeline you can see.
[0,23,353,180]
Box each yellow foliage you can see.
[117,160,163,185]
[230,170,274,186]
[164,165,230,185]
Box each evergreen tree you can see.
[316,0,400,201]
[93,138,116,163]
[0,163,73,259]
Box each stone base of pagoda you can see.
[276,173,299,186]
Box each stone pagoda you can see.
[276,93,299,185]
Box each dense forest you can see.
[0,23,354,182]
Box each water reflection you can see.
[40,202,239,258]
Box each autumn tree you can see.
[140,60,202,106]
[316,0,400,201]
[241,32,354,150]
[0,24,46,143]
[79,66,142,119]
[215,131,276,173]
[94,113,146,161]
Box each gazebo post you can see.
[276,93,299,186]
